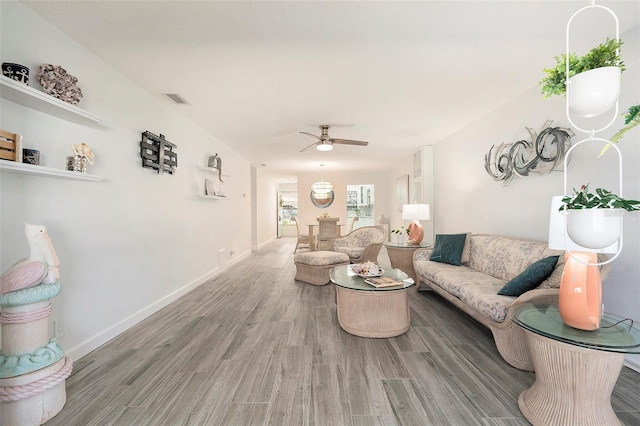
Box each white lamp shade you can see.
[548,196,618,253]
[316,143,333,151]
[402,204,430,221]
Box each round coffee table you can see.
[509,303,640,426]
[330,265,414,338]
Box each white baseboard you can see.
[226,249,251,267]
[66,268,220,361]
[253,237,277,252]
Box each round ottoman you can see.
[294,251,350,286]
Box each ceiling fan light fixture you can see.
[316,143,333,151]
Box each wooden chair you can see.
[316,217,339,251]
[292,217,309,254]
[0,130,22,162]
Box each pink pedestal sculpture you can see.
[0,224,71,425]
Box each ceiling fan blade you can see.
[300,141,318,152]
[330,138,369,146]
[300,131,321,140]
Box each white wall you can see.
[254,166,279,249]
[433,24,640,369]
[0,3,251,360]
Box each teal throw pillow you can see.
[429,233,468,266]
[497,256,560,297]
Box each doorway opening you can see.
[278,190,298,238]
[347,184,374,231]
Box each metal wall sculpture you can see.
[484,120,573,186]
[140,131,177,174]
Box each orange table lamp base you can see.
[558,251,602,331]
[407,220,424,244]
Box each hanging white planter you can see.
[568,66,621,118]
[566,208,623,249]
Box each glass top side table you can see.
[509,302,640,425]
[383,242,431,249]
[509,303,640,353]
[383,242,430,289]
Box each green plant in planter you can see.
[559,184,640,211]
[391,228,410,236]
[540,38,625,98]
[599,104,640,156]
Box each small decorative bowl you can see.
[22,149,40,165]
[2,62,30,85]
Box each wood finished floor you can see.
[48,238,640,426]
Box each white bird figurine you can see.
[0,223,60,294]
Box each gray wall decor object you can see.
[140,131,177,174]
[484,120,573,186]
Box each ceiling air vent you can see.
[162,93,189,105]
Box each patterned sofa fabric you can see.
[413,234,564,323]
[457,280,516,322]
[467,235,549,282]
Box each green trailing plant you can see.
[600,104,640,156]
[391,227,410,236]
[559,184,640,211]
[540,38,625,98]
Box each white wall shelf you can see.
[198,194,228,200]
[198,166,229,177]
[198,165,228,199]
[0,161,104,181]
[0,76,102,125]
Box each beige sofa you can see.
[413,234,608,371]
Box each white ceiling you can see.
[21,1,640,176]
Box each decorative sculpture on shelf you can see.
[37,64,83,105]
[484,120,573,186]
[71,142,95,165]
[0,223,60,295]
[208,153,223,182]
[66,142,94,173]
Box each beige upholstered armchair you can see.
[333,226,387,263]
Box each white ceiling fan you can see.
[299,125,369,152]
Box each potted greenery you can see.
[391,227,409,244]
[540,38,625,117]
[560,184,640,249]
[600,104,640,156]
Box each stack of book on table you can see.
[364,276,403,288]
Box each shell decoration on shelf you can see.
[72,142,95,165]
[37,64,83,105]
